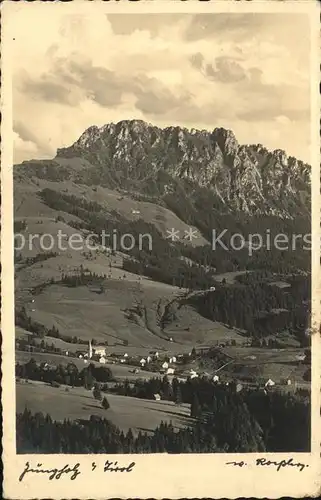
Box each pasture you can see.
[16,379,192,434]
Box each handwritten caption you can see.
[19,460,136,482]
[19,456,309,482]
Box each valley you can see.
[14,120,311,454]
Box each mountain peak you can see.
[35,119,311,218]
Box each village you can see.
[15,331,309,399]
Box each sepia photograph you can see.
[1,1,320,499]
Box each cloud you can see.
[9,10,311,163]
[204,57,247,83]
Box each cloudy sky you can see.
[11,10,311,164]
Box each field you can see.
[220,346,309,386]
[16,379,193,434]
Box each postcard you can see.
[1,0,320,498]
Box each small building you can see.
[99,356,106,364]
[166,367,175,375]
[140,358,146,367]
[124,353,128,358]
[162,361,169,370]
[154,393,161,401]
[190,369,198,379]
[265,378,275,387]
[94,346,106,357]
[120,358,126,363]
[236,383,243,393]
[213,375,219,383]
[287,379,292,385]
[147,356,152,363]
[169,337,173,342]
[210,286,216,291]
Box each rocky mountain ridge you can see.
[16,119,310,218]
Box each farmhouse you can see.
[213,375,219,383]
[166,367,175,375]
[140,358,146,367]
[99,356,106,364]
[162,361,169,370]
[153,393,161,401]
[265,378,275,387]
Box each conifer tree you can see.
[101,396,110,410]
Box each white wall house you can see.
[162,361,169,370]
[94,347,106,357]
[166,368,175,375]
[190,370,198,379]
[265,379,275,387]
[140,358,146,367]
[213,375,219,383]
[99,356,106,364]
[154,393,161,401]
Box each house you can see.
[94,346,106,357]
[131,209,141,215]
[140,358,146,367]
[287,379,292,385]
[124,353,129,358]
[169,356,177,364]
[153,393,161,401]
[99,356,106,364]
[213,375,219,383]
[190,369,198,379]
[210,286,216,291]
[147,356,152,363]
[169,337,173,342]
[120,358,126,363]
[236,383,243,393]
[150,350,159,359]
[166,367,175,375]
[162,361,169,370]
[265,378,275,387]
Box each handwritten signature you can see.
[226,457,309,472]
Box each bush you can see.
[101,397,110,410]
